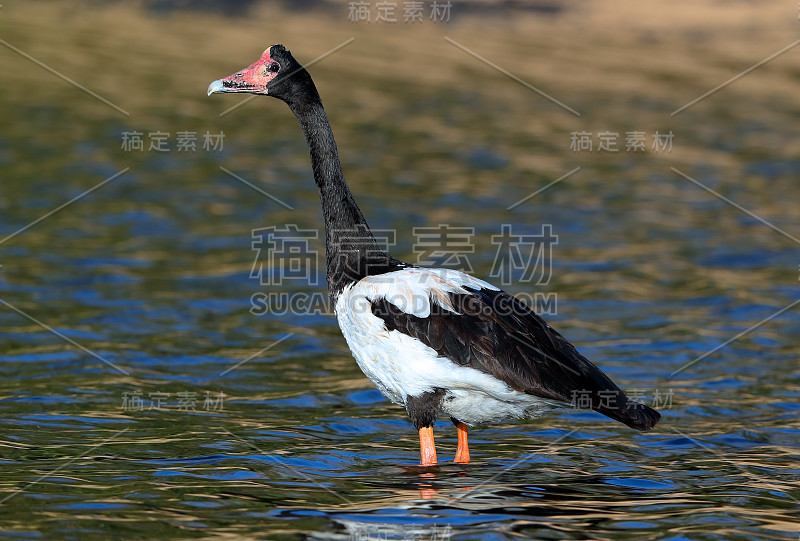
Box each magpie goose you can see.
[208,45,660,466]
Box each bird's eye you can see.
[268,62,280,73]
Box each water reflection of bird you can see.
[208,45,660,466]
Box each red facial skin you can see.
[219,48,279,93]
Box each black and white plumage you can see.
[337,267,657,431]
[338,268,564,426]
[209,44,660,465]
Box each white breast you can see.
[334,268,565,425]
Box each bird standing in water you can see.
[208,45,660,466]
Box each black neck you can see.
[287,85,399,301]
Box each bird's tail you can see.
[596,397,661,431]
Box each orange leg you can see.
[418,426,437,466]
[454,422,470,464]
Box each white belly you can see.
[440,389,562,426]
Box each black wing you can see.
[370,286,660,431]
